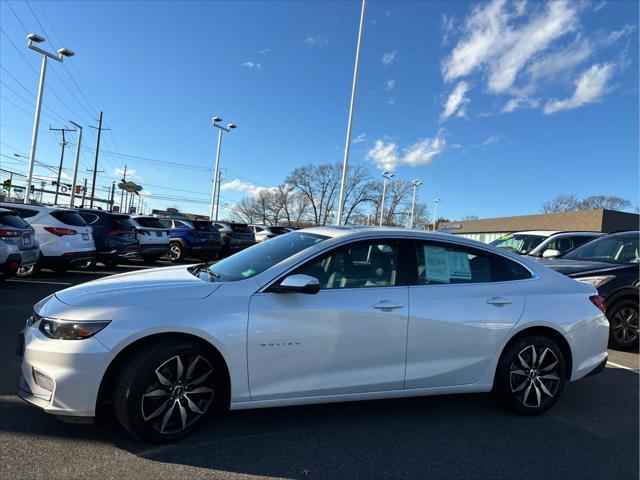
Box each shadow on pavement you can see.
[0,367,637,480]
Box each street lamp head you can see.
[435,197,441,203]
[227,123,237,129]
[383,172,395,179]
[27,33,45,43]
[212,116,222,123]
[58,48,75,57]
[412,180,423,187]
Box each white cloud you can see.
[366,132,446,171]
[441,81,470,121]
[353,133,366,143]
[386,79,396,91]
[543,63,613,114]
[441,13,457,45]
[386,98,396,107]
[525,39,592,87]
[221,179,275,196]
[304,35,329,47]
[482,134,505,146]
[381,50,397,66]
[501,96,539,113]
[442,0,579,93]
[259,48,271,54]
[241,61,263,70]
[593,1,606,12]
[605,24,636,45]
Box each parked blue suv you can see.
[158,217,222,262]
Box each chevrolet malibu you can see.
[17,227,609,442]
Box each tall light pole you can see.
[24,33,75,204]
[433,197,441,231]
[336,0,366,226]
[210,117,237,221]
[409,180,423,229]
[379,171,394,226]
[68,121,82,207]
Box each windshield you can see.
[563,233,639,264]
[490,234,546,254]
[209,232,328,281]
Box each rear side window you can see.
[9,207,39,218]
[79,213,99,225]
[51,210,87,226]
[0,213,30,229]
[415,241,530,284]
[111,216,135,230]
[135,217,164,228]
[193,221,215,231]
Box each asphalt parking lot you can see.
[0,263,638,480]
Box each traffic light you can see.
[75,185,83,194]
[2,179,10,191]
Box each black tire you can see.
[496,335,566,415]
[169,242,184,262]
[16,262,40,277]
[142,254,161,264]
[113,339,220,443]
[608,299,639,351]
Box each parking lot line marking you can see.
[607,361,640,374]
[7,279,72,286]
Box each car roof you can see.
[0,207,17,214]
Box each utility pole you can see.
[215,170,223,221]
[336,0,366,226]
[68,121,83,207]
[80,178,88,207]
[89,111,109,208]
[109,181,115,211]
[50,126,74,205]
[432,197,441,231]
[119,164,127,212]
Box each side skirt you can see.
[230,383,493,411]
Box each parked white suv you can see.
[491,231,602,258]
[0,203,96,273]
[130,216,170,263]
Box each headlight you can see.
[39,318,111,340]
[575,275,615,288]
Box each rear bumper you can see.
[97,243,139,261]
[189,243,222,256]
[41,251,96,268]
[18,246,40,267]
[136,244,170,256]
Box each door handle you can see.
[487,297,512,306]
[373,301,404,311]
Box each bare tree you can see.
[542,194,631,213]
[382,179,413,226]
[542,194,580,213]
[341,164,376,224]
[286,164,342,226]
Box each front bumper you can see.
[17,324,111,417]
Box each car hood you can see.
[55,265,222,307]
[537,258,630,277]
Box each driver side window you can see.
[294,240,401,290]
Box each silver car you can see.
[0,208,39,279]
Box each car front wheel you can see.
[608,299,639,351]
[496,335,566,415]
[114,339,219,443]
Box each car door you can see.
[406,240,529,389]
[247,238,410,400]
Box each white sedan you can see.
[17,227,609,442]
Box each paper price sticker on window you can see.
[423,245,472,283]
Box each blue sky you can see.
[1,0,638,220]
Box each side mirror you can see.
[273,274,320,294]
[542,249,561,258]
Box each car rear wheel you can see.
[16,262,40,277]
[496,335,566,415]
[169,243,184,262]
[608,299,639,351]
[113,339,219,443]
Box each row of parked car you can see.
[0,201,295,280]
[489,229,639,350]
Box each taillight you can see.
[0,229,22,239]
[106,229,123,237]
[590,295,606,315]
[44,227,77,236]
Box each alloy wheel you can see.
[141,355,215,435]
[169,244,181,261]
[611,306,639,346]
[509,345,561,409]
